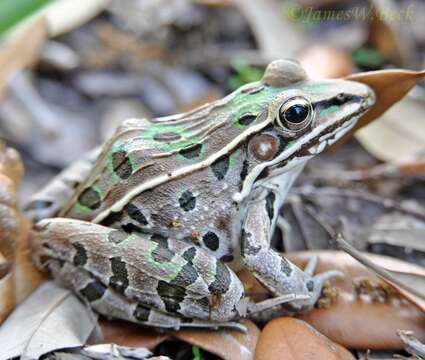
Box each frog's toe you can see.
[307,270,344,304]
[303,255,318,276]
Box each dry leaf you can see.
[0,143,24,321]
[0,143,23,186]
[0,143,45,310]
[0,281,97,360]
[0,272,14,325]
[328,68,425,149]
[336,236,425,312]
[172,320,260,360]
[368,0,416,67]
[0,18,47,100]
[240,251,425,349]
[100,319,169,350]
[355,96,425,162]
[290,251,425,349]
[254,317,355,360]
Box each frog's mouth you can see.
[233,92,374,203]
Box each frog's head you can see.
[234,59,375,202]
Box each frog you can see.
[27,59,375,331]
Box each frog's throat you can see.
[232,114,358,204]
[91,118,273,224]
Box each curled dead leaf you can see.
[0,143,45,321]
[327,68,425,150]
[255,317,355,360]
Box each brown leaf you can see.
[0,273,14,324]
[0,18,47,100]
[254,317,355,360]
[240,251,425,349]
[172,320,260,360]
[355,96,425,162]
[0,143,45,319]
[330,68,425,148]
[99,319,169,350]
[0,143,23,186]
[289,251,425,349]
[335,236,425,312]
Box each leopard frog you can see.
[27,60,375,331]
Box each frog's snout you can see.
[354,82,376,112]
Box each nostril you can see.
[336,93,346,102]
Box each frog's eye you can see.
[276,97,314,131]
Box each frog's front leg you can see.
[241,189,342,312]
[32,218,246,330]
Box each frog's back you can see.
[61,101,255,260]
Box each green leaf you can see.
[0,0,54,37]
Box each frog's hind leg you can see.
[33,218,246,330]
[24,147,101,221]
[44,258,246,331]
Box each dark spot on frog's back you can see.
[179,190,196,212]
[73,242,87,266]
[208,261,231,295]
[211,154,230,180]
[109,256,129,292]
[112,150,133,179]
[157,280,185,312]
[179,143,203,159]
[182,247,197,264]
[80,281,106,302]
[280,258,292,276]
[202,231,219,251]
[78,187,101,210]
[238,114,256,126]
[170,262,199,287]
[125,203,148,225]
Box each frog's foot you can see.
[288,255,343,312]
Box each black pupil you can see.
[283,104,309,124]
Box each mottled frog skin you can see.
[28,60,375,331]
